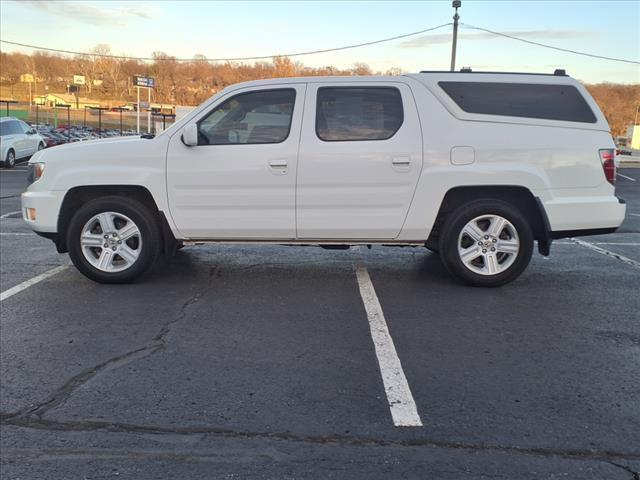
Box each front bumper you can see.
[21,190,65,233]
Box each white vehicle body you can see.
[22,71,626,286]
[1,117,45,167]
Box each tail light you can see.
[599,149,616,185]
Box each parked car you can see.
[22,70,626,286]
[0,117,46,168]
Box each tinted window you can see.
[316,87,403,141]
[198,89,295,145]
[439,82,597,123]
[18,121,31,133]
[0,121,19,136]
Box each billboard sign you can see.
[133,76,155,88]
[73,75,86,85]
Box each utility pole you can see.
[450,0,461,71]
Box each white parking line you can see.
[571,238,640,270]
[355,263,422,427]
[0,211,21,218]
[0,265,68,302]
[555,241,640,246]
[630,213,640,218]
[617,173,636,181]
[0,232,35,236]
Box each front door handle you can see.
[268,159,288,175]
[269,159,288,168]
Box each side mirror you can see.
[27,129,37,135]
[182,123,198,146]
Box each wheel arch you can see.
[426,185,551,255]
[56,185,176,254]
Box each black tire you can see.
[438,199,533,287]
[3,149,16,169]
[67,196,161,284]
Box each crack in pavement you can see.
[607,461,640,480]
[0,447,289,463]
[1,415,639,465]
[5,287,206,421]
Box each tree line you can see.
[0,46,637,136]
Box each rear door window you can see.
[316,87,403,141]
[439,82,597,123]
[0,121,20,135]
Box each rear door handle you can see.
[392,156,411,166]
[391,157,411,165]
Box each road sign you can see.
[73,75,86,85]
[133,76,155,88]
[139,101,150,109]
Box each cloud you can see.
[122,7,154,20]
[399,33,453,48]
[16,0,157,26]
[399,29,594,48]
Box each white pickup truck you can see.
[22,70,626,286]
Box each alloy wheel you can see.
[80,211,142,273]
[457,214,520,276]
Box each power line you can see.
[2,22,637,66]
[0,23,452,62]
[461,23,640,65]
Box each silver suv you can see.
[0,117,46,168]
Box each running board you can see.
[182,239,425,247]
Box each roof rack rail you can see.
[419,69,569,77]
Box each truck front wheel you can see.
[438,199,533,287]
[67,196,161,283]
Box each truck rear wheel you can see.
[438,199,533,287]
[67,196,161,283]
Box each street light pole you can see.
[136,86,140,134]
[450,0,461,72]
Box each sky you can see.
[0,0,638,84]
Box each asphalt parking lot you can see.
[1,163,639,479]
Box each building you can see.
[33,93,103,110]
[632,126,640,150]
